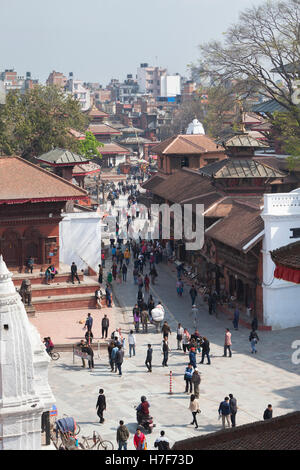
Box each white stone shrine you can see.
[0,255,55,450]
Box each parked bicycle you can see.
[79,431,114,450]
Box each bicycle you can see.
[79,431,114,450]
[48,350,60,361]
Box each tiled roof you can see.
[270,240,300,269]
[199,158,285,178]
[120,126,144,134]
[86,106,109,118]
[0,156,88,203]
[172,412,300,450]
[223,134,269,148]
[88,123,121,135]
[100,142,131,155]
[68,128,86,140]
[142,174,167,191]
[37,148,88,165]
[205,199,264,251]
[147,168,221,204]
[150,134,224,155]
[72,162,101,175]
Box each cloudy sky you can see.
[0,0,264,86]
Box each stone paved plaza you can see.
[46,252,300,450]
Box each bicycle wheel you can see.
[75,423,81,435]
[51,351,60,361]
[97,440,114,450]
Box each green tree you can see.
[272,109,300,168]
[79,131,103,159]
[0,85,88,159]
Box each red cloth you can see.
[274,264,300,284]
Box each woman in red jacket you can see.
[134,428,146,450]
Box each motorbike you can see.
[135,407,155,434]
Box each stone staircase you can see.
[11,270,105,314]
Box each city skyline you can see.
[0,0,263,86]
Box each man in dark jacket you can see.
[96,389,106,423]
[116,346,124,376]
[71,262,80,284]
[263,404,273,420]
[161,321,171,338]
[145,344,153,372]
[116,420,130,450]
[229,393,238,427]
[218,397,231,429]
[101,314,109,339]
[84,313,93,332]
[200,337,211,364]
[162,337,170,367]
[82,342,94,369]
[189,285,198,305]
[191,369,201,398]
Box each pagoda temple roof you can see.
[85,106,109,118]
[199,158,285,179]
[37,148,88,166]
[99,142,131,155]
[217,133,269,149]
[72,161,101,176]
[150,134,224,155]
[88,123,122,135]
[0,156,88,204]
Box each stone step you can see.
[33,293,111,312]
[30,281,98,298]
[13,272,84,286]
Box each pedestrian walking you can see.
[112,262,118,281]
[107,270,113,286]
[189,394,200,429]
[150,266,157,285]
[182,328,190,354]
[101,252,105,268]
[84,313,93,332]
[133,304,140,332]
[189,285,198,305]
[176,278,184,296]
[229,394,238,427]
[176,323,184,350]
[263,404,273,420]
[189,347,197,369]
[96,389,106,423]
[223,328,232,357]
[106,284,112,307]
[249,329,259,353]
[71,262,81,284]
[116,420,130,450]
[154,431,170,450]
[161,321,171,339]
[144,274,150,293]
[122,263,127,282]
[184,364,193,393]
[84,342,94,369]
[161,336,170,367]
[145,344,153,372]
[128,330,136,357]
[111,343,119,372]
[141,309,149,333]
[218,397,231,429]
[233,306,240,330]
[115,346,124,376]
[200,337,211,364]
[101,314,109,339]
[134,428,147,450]
[251,315,258,331]
[191,368,201,398]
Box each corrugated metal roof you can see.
[225,134,269,148]
[252,99,286,114]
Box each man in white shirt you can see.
[128,330,136,357]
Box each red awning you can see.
[274,264,300,284]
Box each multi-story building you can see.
[137,63,167,98]
[46,70,67,88]
[0,69,38,93]
[65,73,91,111]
